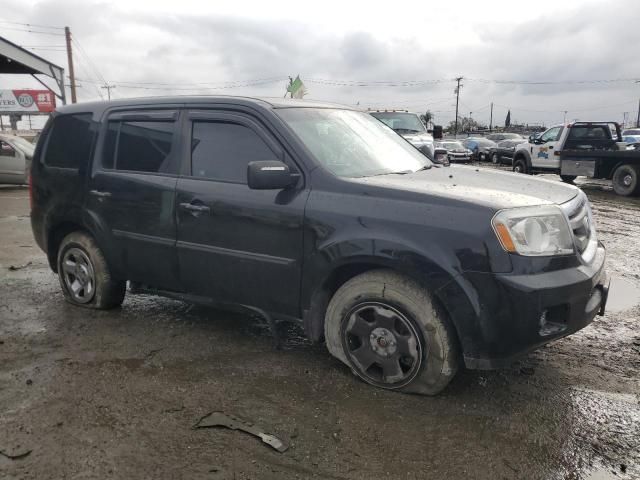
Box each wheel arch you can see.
[513,149,531,169]
[301,244,471,354]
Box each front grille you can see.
[562,193,597,262]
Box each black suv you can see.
[30,97,609,395]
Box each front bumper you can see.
[461,243,608,369]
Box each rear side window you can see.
[191,121,276,183]
[102,121,177,174]
[44,113,95,168]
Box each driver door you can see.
[531,126,563,168]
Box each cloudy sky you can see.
[2,0,640,129]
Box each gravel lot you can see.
[0,168,638,480]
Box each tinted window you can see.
[45,113,94,168]
[191,122,276,183]
[103,121,176,174]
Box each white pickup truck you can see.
[512,122,640,196]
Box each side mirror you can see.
[247,160,296,190]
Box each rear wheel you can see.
[324,270,459,395]
[560,175,577,184]
[57,232,126,309]
[612,164,640,196]
[513,158,528,174]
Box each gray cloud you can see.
[3,0,640,127]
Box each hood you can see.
[352,165,579,210]
[403,133,433,145]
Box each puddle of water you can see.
[585,466,619,479]
[606,276,640,313]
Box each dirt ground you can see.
[0,170,638,480]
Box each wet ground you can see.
[0,170,638,480]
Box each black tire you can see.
[57,231,126,309]
[560,175,577,184]
[324,270,459,395]
[612,164,640,196]
[492,153,499,164]
[513,158,528,174]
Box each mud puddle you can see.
[606,276,640,313]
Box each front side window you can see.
[191,121,276,183]
[278,108,430,178]
[44,113,95,168]
[102,120,176,174]
[541,127,563,142]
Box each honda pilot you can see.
[30,97,609,394]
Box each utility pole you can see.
[101,84,115,100]
[563,110,568,124]
[454,77,463,138]
[489,102,493,132]
[637,98,640,128]
[64,26,77,104]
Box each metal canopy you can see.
[0,35,66,104]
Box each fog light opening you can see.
[538,305,569,337]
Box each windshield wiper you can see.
[393,128,421,134]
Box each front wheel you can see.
[324,270,459,395]
[612,164,640,196]
[492,153,499,164]
[513,158,528,174]
[57,232,126,309]
[560,175,577,184]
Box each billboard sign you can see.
[0,89,56,113]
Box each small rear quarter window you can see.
[44,113,95,168]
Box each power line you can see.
[1,25,64,36]
[0,19,64,30]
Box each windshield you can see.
[369,112,426,134]
[278,108,431,178]
[436,141,465,150]
[7,136,35,156]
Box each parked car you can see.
[489,138,522,165]
[485,132,524,143]
[461,137,497,161]
[0,133,34,185]
[622,135,640,146]
[31,97,609,395]
[512,122,640,196]
[622,128,640,136]
[434,140,473,162]
[369,110,434,159]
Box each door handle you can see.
[89,189,112,198]
[179,202,210,214]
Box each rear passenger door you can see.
[175,110,307,316]
[87,110,181,290]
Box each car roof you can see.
[55,95,357,115]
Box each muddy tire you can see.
[513,158,528,174]
[560,175,577,184]
[324,270,459,395]
[612,164,640,196]
[57,231,125,309]
[492,153,499,164]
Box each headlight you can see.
[492,205,574,256]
